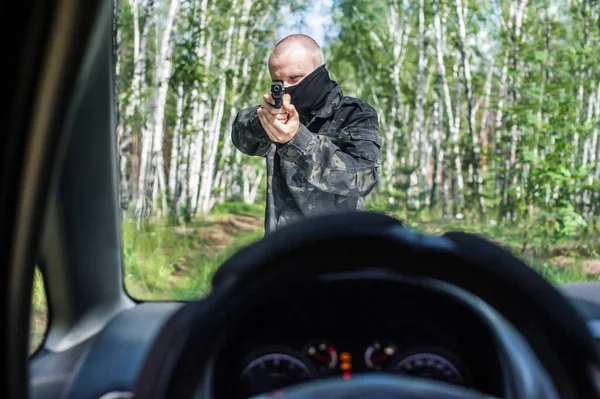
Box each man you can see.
[232,34,382,234]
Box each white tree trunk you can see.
[433,0,464,214]
[592,81,600,216]
[480,60,494,175]
[242,166,251,204]
[592,81,600,174]
[150,0,181,217]
[215,0,254,202]
[188,87,203,213]
[169,85,185,197]
[243,166,264,205]
[216,108,238,203]
[115,1,126,215]
[355,46,395,197]
[495,51,509,201]
[134,125,153,224]
[509,0,527,212]
[430,80,444,211]
[582,84,595,217]
[408,0,426,210]
[582,83,595,168]
[197,6,237,214]
[456,0,485,215]
[120,0,153,214]
[388,0,411,198]
[178,135,191,218]
[168,84,185,218]
[574,75,584,167]
[250,168,263,205]
[188,0,212,214]
[134,0,180,222]
[453,62,462,143]
[354,0,409,198]
[421,67,434,208]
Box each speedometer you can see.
[239,348,316,397]
[391,352,466,385]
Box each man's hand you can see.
[261,93,289,122]
[258,94,300,144]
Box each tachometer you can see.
[392,352,465,385]
[239,349,316,397]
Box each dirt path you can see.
[201,214,262,250]
[170,214,263,277]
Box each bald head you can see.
[270,34,325,67]
[268,34,325,87]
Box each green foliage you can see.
[531,260,598,285]
[121,208,600,302]
[328,0,599,227]
[365,192,406,215]
[534,202,588,250]
[111,0,600,305]
[30,268,47,355]
[115,0,136,118]
[211,201,264,218]
[122,209,264,300]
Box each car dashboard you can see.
[29,280,600,399]
[210,274,505,398]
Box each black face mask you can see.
[284,65,335,121]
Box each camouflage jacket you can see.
[231,84,382,234]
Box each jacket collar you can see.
[306,83,344,126]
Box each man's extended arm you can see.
[277,106,382,198]
[231,105,272,157]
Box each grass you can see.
[122,207,600,300]
[28,202,600,354]
[399,215,600,284]
[122,211,264,301]
[210,201,264,218]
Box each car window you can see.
[116,0,600,301]
[30,267,48,355]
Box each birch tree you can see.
[455,0,485,215]
[433,0,464,215]
[113,0,600,236]
[134,0,180,223]
[408,0,426,210]
[119,0,154,215]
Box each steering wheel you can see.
[133,212,600,399]
[248,374,495,398]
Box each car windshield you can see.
[114,0,600,301]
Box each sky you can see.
[276,0,335,48]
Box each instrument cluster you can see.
[237,338,469,398]
[212,276,506,398]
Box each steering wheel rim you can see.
[133,211,600,399]
[247,374,496,399]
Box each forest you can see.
[109,0,600,298]
[114,0,598,224]
[28,0,600,352]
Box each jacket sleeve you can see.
[231,105,272,157]
[277,107,382,198]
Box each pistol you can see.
[271,81,284,108]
